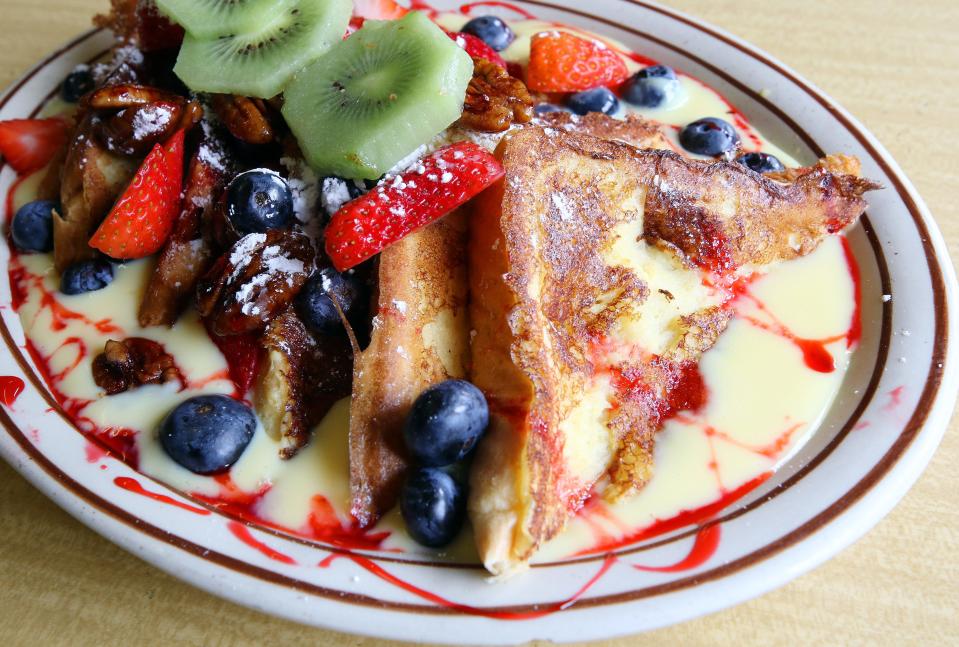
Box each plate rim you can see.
[0,1,956,642]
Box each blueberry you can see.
[679,117,741,156]
[404,379,489,467]
[461,15,515,51]
[400,467,466,547]
[159,395,257,475]
[622,65,681,108]
[11,200,56,253]
[566,87,619,116]
[735,151,785,174]
[61,67,94,103]
[60,259,114,295]
[225,169,294,235]
[533,103,569,115]
[295,267,367,335]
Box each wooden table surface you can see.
[1,1,956,645]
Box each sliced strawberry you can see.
[526,31,629,92]
[0,118,68,175]
[204,323,262,396]
[352,0,408,20]
[325,142,504,271]
[89,129,185,259]
[447,31,507,69]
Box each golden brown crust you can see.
[765,153,864,183]
[349,212,471,526]
[468,127,877,574]
[531,111,673,151]
[640,151,879,272]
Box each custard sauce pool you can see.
[10,18,854,562]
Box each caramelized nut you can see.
[89,84,203,156]
[92,338,182,395]
[96,100,184,156]
[458,58,534,133]
[211,94,274,145]
[196,230,315,335]
[88,83,181,109]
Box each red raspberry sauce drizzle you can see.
[227,521,297,565]
[9,257,122,334]
[575,473,770,556]
[320,551,618,619]
[114,476,211,516]
[457,1,537,20]
[631,524,721,573]
[729,238,862,374]
[0,376,25,406]
[191,475,392,552]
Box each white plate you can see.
[1,1,956,643]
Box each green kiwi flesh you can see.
[172,0,352,98]
[155,0,295,39]
[281,11,474,180]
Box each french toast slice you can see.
[347,114,673,527]
[349,212,470,526]
[468,127,877,576]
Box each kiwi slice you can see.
[281,12,474,180]
[155,0,294,38]
[172,0,352,99]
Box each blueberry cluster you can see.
[400,380,490,547]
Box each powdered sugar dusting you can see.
[279,157,320,224]
[231,238,307,313]
[230,233,267,271]
[551,193,575,221]
[320,177,354,217]
[131,104,174,140]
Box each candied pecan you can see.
[96,100,184,156]
[88,83,180,109]
[92,338,182,395]
[89,84,202,156]
[196,230,315,336]
[458,58,534,133]
[210,94,274,145]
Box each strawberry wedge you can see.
[89,129,186,259]
[325,142,504,271]
[527,31,629,92]
[0,118,69,175]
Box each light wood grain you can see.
[0,1,956,645]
